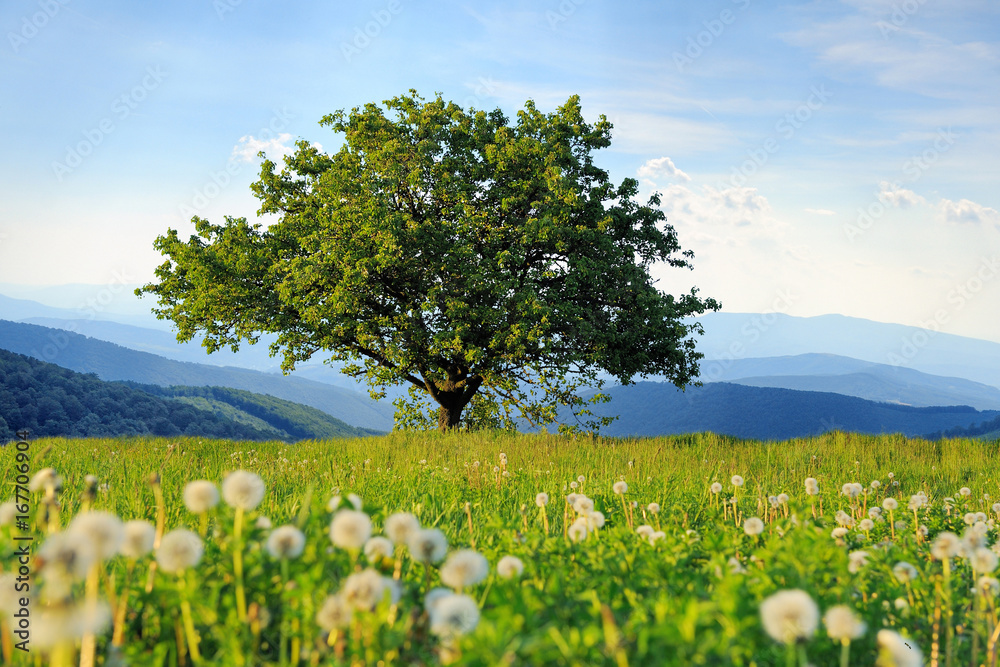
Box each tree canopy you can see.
[138,91,720,432]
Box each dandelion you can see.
[959,487,971,497]
[33,600,111,652]
[970,547,998,573]
[759,589,819,645]
[868,507,882,520]
[992,502,1000,514]
[497,555,524,579]
[876,629,922,667]
[119,520,155,559]
[848,550,869,574]
[566,493,578,506]
[586,511,606,530]
[38,531,95,599]
[824,605,865,667]
[577,475,585,484]
[385,512,420,545]
[777,493,789,505]
[569,481,578,490]
[731,475,744,487]
[316,593,352,630]
[870,480,881,489]
[440,549,489,590]
[613,481,628,495]
[931,532,962,561]
[266,525,306,560]
[329,509,373,550]
[409,528,448,563]
[222,470,265,511]
[429,593,480,639]
[342,568,390,611]
[364,536,394,563]
[568,519,588,542]
[882,498,898,511]
[858,518,874,533]
[711,482,723,494]
[744,517,764,536]
[67,510,124,562]
[804,477,818,493]
[157,529,204,575]
[647,502,660,514]
[636,525,654,538]
[0,500,17,526]
[29,468,61,493]
[573,496,595,514]
[977,576,999,597]
[255,515,272,530]
[535,492,549,507]
[183,480,219,513]
[831,527,849,539]
[892,562,918,583]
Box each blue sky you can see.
[1,0,999,342]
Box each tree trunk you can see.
[437,405,463,431]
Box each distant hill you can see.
[0,348,276,441]
[698,353,1000,411]
[691,313,1000,389]
[577,382,999,440]
[0,320,395,431]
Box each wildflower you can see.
[222,471,265,511]
[385,512,420,545]
[848,550,869,573]
[586,511,606,530]
[647,502,660,514]
[255,516,272,530]
[759,589,819,644]
[858,519,874,532]
[535,493,549,507]
[882,498,898,511]
[970,547,998,573]
[710,482,723,494]
[907,493,926,512]
[364,536,394,563]
[636,525,654,538]
[156,529,204,574]
[613,481,628,495]
[29,468,61,493]
[342,569,391,611]
[777,493,789,505]
[577,475,585,483]
[38,531,95,597]
[842,483,859,498]
[993,502,1000,514]
[32,601,111,651]
[67,510,124,561]
[877,629,922,667]
[892,562,918,583]
[496,555,524,579]
[408,528,448,563]
[868,507,883,519]
[440,549,489,590]
[804,477,818,493]
[959,487,971,497]
[119,520,156,559]
[0,501,16,526]
[731,475,744,488]
[648,530,666,544]
[573,496,595,514]
[568,519,588,542]
[329,510,372,550]
[831,527,849,539]
[266,525,306,560]
[978,576,999,597]
[930,532,962,560]
[429,593,480,639]
[316,594,352,630]
[183,480,220,513]
[823,605,865,641]
[744,517,764,536]
[565,493,578,506]
[728,556,747,574]
[569,481,578,490]
[834,510,855,528]
[870,480,881,489]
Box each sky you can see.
[1,0,999,343]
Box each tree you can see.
[138,91,720,432]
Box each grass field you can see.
[1,431,999,665]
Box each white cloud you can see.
[939,198,1000,226]
[231,133,304,163]
[658,183,772,230]
[878,181,927,209]
[637,156,690,183]
[804,208,836,216]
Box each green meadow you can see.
[1,431,998,665]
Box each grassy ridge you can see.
[2,431,999,665]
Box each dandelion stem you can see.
[234,506,248,623]
[79,563,100,667]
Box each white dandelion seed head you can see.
[744,518,764,536]
[877,629,922,667]
[222,470,265,511]
[731,475,744,488]
[440,549,490,590]
[768,496,779,509]
[648,530,666,545]
[568,520,588,542]
[0,501,17,526]
[835,511,855,528]
[266,525,306,560]
[907,493,926,511]
[977,576,999,598]
[636,525,654,538]
[992,502,1000,514]
[408,528,448,563]
[569,481,578,490]
[823,605,866,641]
[971,547,998,573]
[156,529,204,574]
[882,498,898,511]
[32,601,111,651]
[384,512,420,545]
[868,507,883,520]
[38,531,96,597]
[647,502,660,514]
[29,468,61,493]
[342,568,388,611]
[67,510,124,562]
[119,520,156,559]
[759,589,819,645]
[573,496,595,514]
[931,532,963,561]
[429,593,480,639]
[859,519,874,532]
[316,593,352,630]
[831,527,849,539]
[329,510,372,550]
[711,482,723,494]
[777,493,789,504]
[255,515,272,530]
[566,493,579,505]
[963,526,987,554]
[613,481,628,495]
[887,472,895,479]
[964,512,977,526]
[960,487,972,497]
[535,492,549,508]
[424,587,453,614]
[577,475,585,483]
[848,550,869,574]
[496,555,524,580]
[894,597,909,610]
[893,561,918,583]
[728,556,746,574]
[870,480,881,489]
[183,480,220,513]
[586,511,606,530]
[363,536,394,563]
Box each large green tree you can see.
[138,91,720,432]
